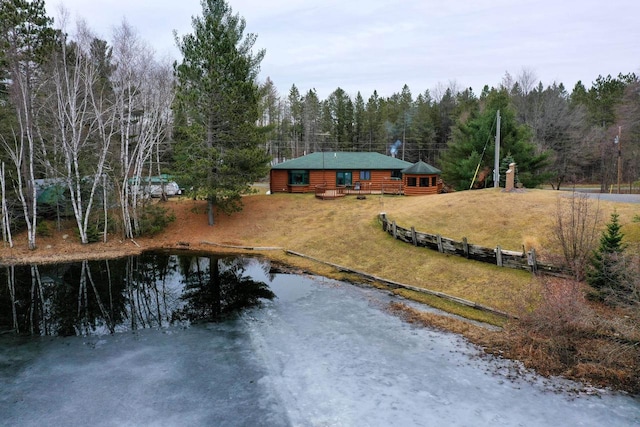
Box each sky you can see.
[51,0,640,100]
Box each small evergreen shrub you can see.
[36,221,53,237]
[586,211,627,304]
[136,204,176,236]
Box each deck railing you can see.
[315,184,346,199]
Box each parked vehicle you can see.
[129,175,182,198]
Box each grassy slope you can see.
[211,188,639,316]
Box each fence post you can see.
[496,245,503,267]
[380,213,387,231]
[527,248,537,274]
[437,234,443,253]
[462,237,469,258]
[411,226,417,246]
[392,221,397,239]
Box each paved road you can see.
[554,188,640,204]
[589,193,640,203]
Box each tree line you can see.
[261,71,639,191]
[1,0,638,250]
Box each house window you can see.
[359,170,371,180]
[289,170,309,185]
[419,177,429,187]
[336,171,352,186]
[431,176,437,186]
[407,177,417,187]
[391,170,402,180]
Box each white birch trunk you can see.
[50,21,116,244]
[13,71,38,250]
[110,23,174,237]
[0,124,35,249]
[0,163,13,248]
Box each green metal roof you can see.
[271,152,413,170]
[401,160,441,175]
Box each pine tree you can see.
[0,0,56,249]
[173,0,270,226]
[587,211,626,302]
[439,88,550,190]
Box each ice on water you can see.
[1,259,638,426]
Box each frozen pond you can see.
[1,255,639,426]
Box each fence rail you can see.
[379,213,568,276]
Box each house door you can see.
[336,171,352,187]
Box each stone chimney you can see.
[505,163,516,191]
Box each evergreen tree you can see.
[439,88,550,190]
[364,91,386,152]
[302,89,321,152]
[430,87,457,159]
[578,73,637,127]
[287,84,302,156]
[173,0,270,226]
[353,92,366,150]
[0,0,56,249]
[411,91,437,164]
[325,87,353,150]
[587,211,627,302]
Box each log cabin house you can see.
[269,152,442,197]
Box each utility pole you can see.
[493,110,501,188]
[615,126,622,194]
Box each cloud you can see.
[54,0,640,99]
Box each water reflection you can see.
[0,254,274,336]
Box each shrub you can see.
[85,225,102,243]
[74,223,102,243]
[551,192,601,280]
[136,203,176,236]
[36,221,53,237]
[508,276,640,392]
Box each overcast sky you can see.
[52,0,639,100]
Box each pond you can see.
[1,253,639,426]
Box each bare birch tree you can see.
[0,125,36,248]
[47,16,115,244]
[110,21,174,238]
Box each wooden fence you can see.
[379,213,568,276]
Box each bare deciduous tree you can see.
[48,17,113,244]
[111,21,174,238]
[551,192,602,280]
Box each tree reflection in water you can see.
[174,256,275,322]
[0,254,274,336]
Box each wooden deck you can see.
[315,181,404,199]
[315,185,347,200]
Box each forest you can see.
[263,72,639,192]
[1,0,639,250]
